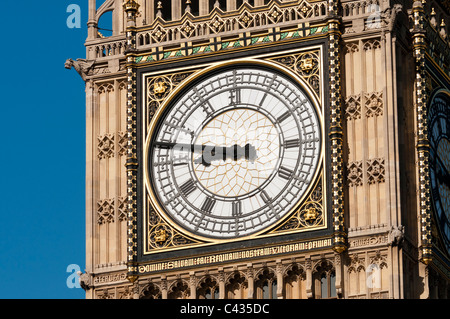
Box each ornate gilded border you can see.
[141,48,328,256]
[124,0,140,281]
[135,24,329,64]
[327,1,346,253]
[412,1,433,264]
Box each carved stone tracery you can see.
[365,91,383,117]
[366,157,385,184]
[97,133,115,159]
[345,94,362,120]
[97,197,128,224]
[97,198,115,224]
[274,177,324,232]
[347,161,363,187]
[270,50,321,97]
[97,131,128,159]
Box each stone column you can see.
[227,0,236,11]
[161,276,168,299]
[88,0,97,39]
[276,260,284,299]
[218,268,226,299]
[254,0,265,7]
[334,253,342,297]
[190,272,197,299]
[305,257,313,298]
[199,0,209,16]
[247,264,254,299]
[172,0,182,20]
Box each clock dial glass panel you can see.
[428,92,450,254]
[148,66,322,239]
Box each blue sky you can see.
[0,1,91,298]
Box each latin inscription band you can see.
[138,238,332,274]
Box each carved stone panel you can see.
[366,158,385,184]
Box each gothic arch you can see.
[95,0,115,23]
[313,258,336,299]
[283,263,307,299]
[196,275,219,299]
[97,82,115,94]
[347,254,366,298]
[254,267,277,299]
[168,279,190,299]
[225,271,247,299]
[140,282,162,299]
[313,258,334,274]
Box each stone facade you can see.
[68,0,450,299]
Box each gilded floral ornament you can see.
[147,207,200,251]
[151,25,167,42]
[209,15,225,34]
[238,11,253,28]
[298,0,313,18]
[123,0,140,12]
[153,81,167,95]
[181,20,195,38]
[268,6,283,23]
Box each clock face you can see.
[428,92,450,255]
[147,65,322,239]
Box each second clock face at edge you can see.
[146,63,323,240]
[429,92,450,255]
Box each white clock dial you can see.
[193,108,280,197]
[148,65,322,239]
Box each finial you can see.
[185,0,192,14]
[440,19,447,40]
[156,1,163,18]
[430,7,437,27]
[123,0,140,12]
[214,0,220,9]
[413,1,423,8]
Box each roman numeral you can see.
[229,88,241,105]
[193,87,214,115]
[173,155,189,167]
[232,201,242,217]
[173,161,189,167]
[201,197,216,213]
[284,138,301,149]
[277,111,291,123]
[432,186,440,200]
[258,93,268,107]
[179,180,197,197]
[260,190,271,204]
[278,166,294,180]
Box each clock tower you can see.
[68,0,450,299]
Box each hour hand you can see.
[194,143,257,166]
[153,141,257,166]
[436,162,450,189]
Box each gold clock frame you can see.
[141,47,328,255]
